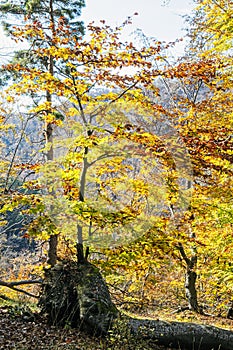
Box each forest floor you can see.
[0,303,173,350]
[1,302,233,350]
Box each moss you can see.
[39,260,118,334]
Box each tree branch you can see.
[0,294,16,302]
[90,81,138,119]
[0,279,42,299]
[0,279,42,286]
[176,242,191,267]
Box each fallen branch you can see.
[171,306,190,314]
[0,279,42,287]
[0,279,42,299]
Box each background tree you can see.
[161,0,233,314]
[183,0,233,315]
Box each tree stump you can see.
[39,261,118,335]
[38,260,233,349]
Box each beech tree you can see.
[90,0,233,316]
[2,15,187,259]
[0,10,197,326]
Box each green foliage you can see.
[0,0,85,87]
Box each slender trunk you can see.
[79,150,88,202]
[47,229,58,267]
[47,0,57,267]
[46,109,58,266]
[46,98,58,266]
[185,267,198,311]
[77,147,89,263]
[178,242,199,312]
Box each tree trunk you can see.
[45,119,58,266]
[177,242,199,312]
[128,317,233,350]
[185,268,199,312]
[46,0,57,267]
[47,234,58,267]
[77,241,85,264]
[76,147,89,263]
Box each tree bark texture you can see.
[185,269,199,312]
[39,261,118,334]
[76,147,89,263]
[47,234,58,267]
[46,0,57,267]
[129,318,233,350]
[177,243,199,312]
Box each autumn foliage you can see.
[0,0,233,318]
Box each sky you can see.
[0,0,195,58]
[80,0,195,51]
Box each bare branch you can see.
[0,279,42,299]
[0,279,42,286]
[90,81,138,119]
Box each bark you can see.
[185,269,199,312]
[227,304,233,319]
[46,117,57,267]
[77,242,85,264]
[177,242,199,312]
[128,317,233,350]
[39,261,118,334]
[47,234,58,267]
[76,146,89,263]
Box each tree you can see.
[0,13,196,327]
[0,0,85,266]
[158,0,233,313]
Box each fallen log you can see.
[128,317,233,350]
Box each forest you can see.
[0,0,233,349]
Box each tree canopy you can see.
[0,0,233,333]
